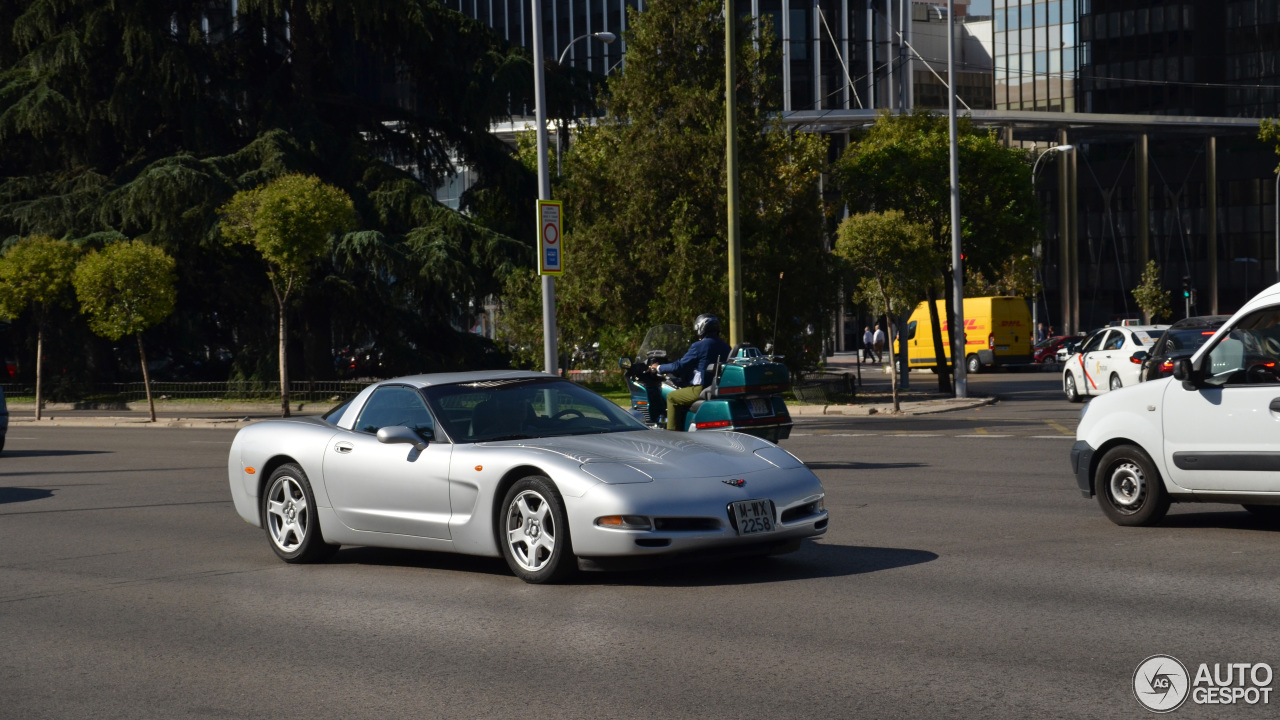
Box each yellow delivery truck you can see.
[896,296,1033,374]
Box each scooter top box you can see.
[715,358,790,395]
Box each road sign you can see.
[538,200,563,275]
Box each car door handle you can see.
[1269,398,1280,413]
[335,442,354,454]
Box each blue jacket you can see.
[659,337,732,387]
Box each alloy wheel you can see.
[266,475,309,552]
[505,489,557,572]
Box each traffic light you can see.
[1181,276,1191,298]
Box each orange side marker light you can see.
[245,467,256,475]
[475,465,483,472]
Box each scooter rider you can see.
[649,314,732,431]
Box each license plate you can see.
[747,398,773,417]
[730,499,775,535]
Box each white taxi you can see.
[1062,324,1167,402]
[1071,284,1280,526]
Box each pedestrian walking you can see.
[862,326,874,362]
[873,323,886,364]
[1035,322,1047,343]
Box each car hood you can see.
[479,430,777,479]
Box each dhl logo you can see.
[940,319,980,331]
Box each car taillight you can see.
[1160,360,1173,373]
[988,333,995,349]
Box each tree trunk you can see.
[34,325,43,421]
[925,285,951,394]
[279,300,291,417]
[137,333,156,423]
[878,281,900,413]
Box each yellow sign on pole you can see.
[537,200,563,276]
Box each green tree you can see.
[1132,260,1171,323]
[72,240,177,421]
[0,235,79,419]
[834,111,1039,394]
[221,174,355,416]
[836,211,939,412]
[1261,118,1280,172]
[499,0,837,373]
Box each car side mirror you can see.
[1130,350,1149,365]
[377,425,429,450]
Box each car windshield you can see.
[1163,327,1221,354]
[423,378,646,443]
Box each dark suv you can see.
[1138,315,1231,382]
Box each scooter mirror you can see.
[618,357,632,369]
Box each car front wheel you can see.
[1094,445,1170,526]
[1109,374,1123,392]
[500,476,575,584]
[1064,373,1082,403]
[263,463,339,563]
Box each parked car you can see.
[1054,336,1086,363]
[1061,324,1168,402]
[1071,285,1280,526]
[1136,315,1231,382]
[1033,335,1074,363]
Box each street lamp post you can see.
[1030,144,1074,338]
[529,0,557,375]
[947,0,966,398]
[554,32,615,178]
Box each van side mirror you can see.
[1173,358,1201,390]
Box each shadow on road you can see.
[0,487,55,505]
[0,449,112,458]
[582,541,939,587]
[329,546,512,577]
[1159,509,1280,532]
[806,461,926,471]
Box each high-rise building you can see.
[992,0,1080,111]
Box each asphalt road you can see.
[3,373,1278,718]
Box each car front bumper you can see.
[1071,440,1095,498]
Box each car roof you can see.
[385,370,555,388]
[1112,325,1169,333]
[1168,315,1231,329]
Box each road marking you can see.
[188,441,232,444]
[828,433,878,437]
[3,436,37,440]
[955,434,1011,438]
[973,427,989,435]
[1046,420,1073,435]
[883,434,942,438]
[1031,435,1074,439]
[790,433,812,436]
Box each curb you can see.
[790,395,998,417]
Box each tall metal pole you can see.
[947,0,966,397]
[726,0,743,345]
[531,0,558,374]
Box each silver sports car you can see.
[227,371,828,583]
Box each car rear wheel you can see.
[966,354,981,374]
[1064,373,1082,403]
[1094,445,1169,527]
[500,476,575,584]
[1242,505,1280,523]
[1109,374,1123,392]
[263,463,339,563]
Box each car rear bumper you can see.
[1071,440,1095,498]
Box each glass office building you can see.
[992,0,1078,111]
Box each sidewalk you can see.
[792,352,998,416]
[5,400,324,429]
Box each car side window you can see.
[1203,307,1280,387]
[1080,332,1106,354]
[354,386,437,438]
[1104,332,1124,351]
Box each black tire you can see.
[1242,505,1280,523]
[1064,372,1083,403]
[966,354,981,374]
[262,463,339,563]
[499,476,575,584]
[1109,374,1123,392]
[0,433,5,455]
[1094,445,1170,527]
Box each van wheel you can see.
[965,354,981,374]
[1094,445,1170,527]
[1064,373,1082,403]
